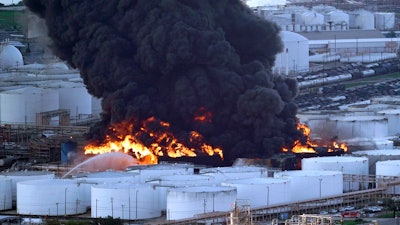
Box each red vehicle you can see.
[341,210,361,218]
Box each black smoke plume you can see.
[24,0,304,165]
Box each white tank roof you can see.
[0,45,23,69]
[376,160,400,177]
[330,115,386,121]
[281,31,308,42]
[352,149,400,156]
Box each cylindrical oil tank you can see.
[377,109,400,136]
[0,177,12,210]
[0,171,55,206]
[301,156,369,192]
[127,163,194,182]
[374,12,395,30]
[148,174,216,212]
[345,137,393,151]
[329,115,388,140]
[376,160,400,194]
[199,166,268,183]
[91,183,160,220]
[352,149,400,175]
[326,10,349,26]
[346,103,394,116]
[222,177,290,207]
[17,179,86,216]
[301,11,324,25]
[72,171,139,210]
[274,170,343,202]
[166,186,237,220]
[0,87,59,124]
[61,140,77,165]
[349,10,374,30]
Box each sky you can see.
[0,0,18,5]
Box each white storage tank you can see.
[301,11,324,26]
[349,10,375,30]
[301,156,369,192]
[148,174,216,212]
[0,171,55,206]
[346,137,394,151]
[376,160,400,194]
[91,183,160,220]
[377,109,400,136]
[273,31,309,75]
[72,171,139,209]
[127,163,194,182]
[0,177,12,210]
[352,149,400,175]
[0,45,24,69]
[374,12,395,30]
[274,170,343,202]
[326,10,349,30]
[0,87,59,124]
[200,166,268,183]
[222,177,290,207]
[329,115,388,140]
[17,179,86,216]
[166,186,237,220]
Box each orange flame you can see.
[84,117,223,164]
[283,123,347,153]
[194,107,213,123]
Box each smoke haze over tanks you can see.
[24,0,303,164]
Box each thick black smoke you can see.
[24,0,304,164]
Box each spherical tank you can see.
[0,87,59,124]
[352,149,400,175]
[377,109,400,136]
[17,179,86,216]
[199,166,268,183]
[274,170,343,202]
[0,177,12,210]
[166,186,237,220]
[0,171,55,206]
[91,183,160,220]
[127,163,194,182]
[329,115,388,140]
[72,171,139,209]
[148,174,217,212]
[0,45,23,69]
[222,177,290,207]
[301,156,368,192]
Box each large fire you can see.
[283,123,348,153]
[84,116,223,164]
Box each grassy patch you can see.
[344,72,400,89]
[0,10,24,30]
[343,219,371,225]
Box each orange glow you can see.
[84,117,223,164]
[283,123,348,153]
[194,107,213,123]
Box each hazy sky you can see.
[0,0,18,5]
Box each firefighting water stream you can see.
[24,0,323,165]
[61,152,138,178]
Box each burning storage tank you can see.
[199,166,268,183]
[91,183,160,220]
[221,177,290,207]
[301,156,369,192]
[127,163,195,183]
[375,160,400,194]
[72,171,139,210]
[0,177,12,210]
[329,115,388,140]
[274,170,343,202]
[352,149,400,175]
[17,179,86,216]
[166,185,237,220]
[0,171,55,206]
[147,174,217,213]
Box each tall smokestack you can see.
[24,0,304,164]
